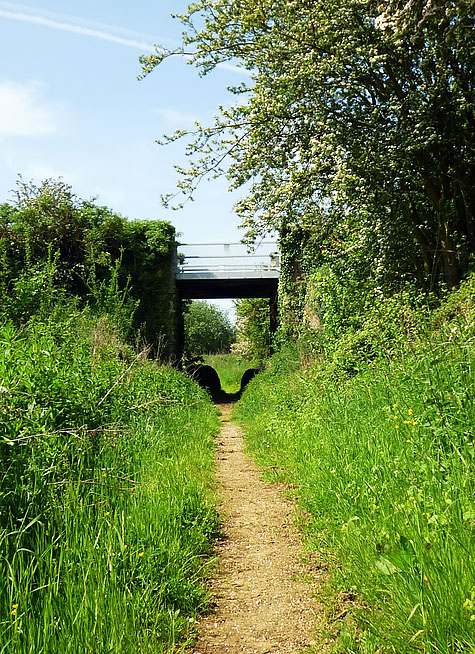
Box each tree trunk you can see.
[438,215,462,289]
[403,197,438,290]
[420,171,464,289]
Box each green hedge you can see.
[0,179,179,357]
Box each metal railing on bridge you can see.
[175,241,280,279]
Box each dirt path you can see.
[189,403,324,654]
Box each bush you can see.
[0,177,177,356]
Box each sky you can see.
[0,0,247,246]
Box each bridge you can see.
[175,241,280,300]
[175,241,280,338]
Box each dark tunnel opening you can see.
[187,363,264,403]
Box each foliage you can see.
[294,268,437,373]
[0,177,178,355]
[231,298,271,363]
[119,219,178,356]
[0,177,220,651]
[143,0,474,292]
[0,310,220,653]
[183,300,235,356]
[236,274,475,653]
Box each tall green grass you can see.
[236,280,475,653]
[0,313,220,653]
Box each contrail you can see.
[0,7,156,51]
[0,3,251,76]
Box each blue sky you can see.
[0,0,246,244]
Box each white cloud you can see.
[217,62,253,77]
[0,81,62,138]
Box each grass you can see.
[235,278,475,654]
[203,353,252,393]
[0,313,220,653]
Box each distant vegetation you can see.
[203,354,250,394]
[231,298,271,364]
[183,300,235,356]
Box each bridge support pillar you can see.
[175,293,185,367]
[269,287,279,354]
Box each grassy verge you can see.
[0,313,220,653]
[235,278,475,654]
[203,354,251,393]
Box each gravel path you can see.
[189,403,323,654]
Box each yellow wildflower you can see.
[408,408,414,416]
[138,551,144,557]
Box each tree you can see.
[232,298,271,362]
[142,0,474,290]
[183,300,235,355]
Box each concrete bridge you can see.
[175,241,280,335]
[175,241,279,297]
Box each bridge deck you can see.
[176,242,279,299]
[176,275,278,299]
